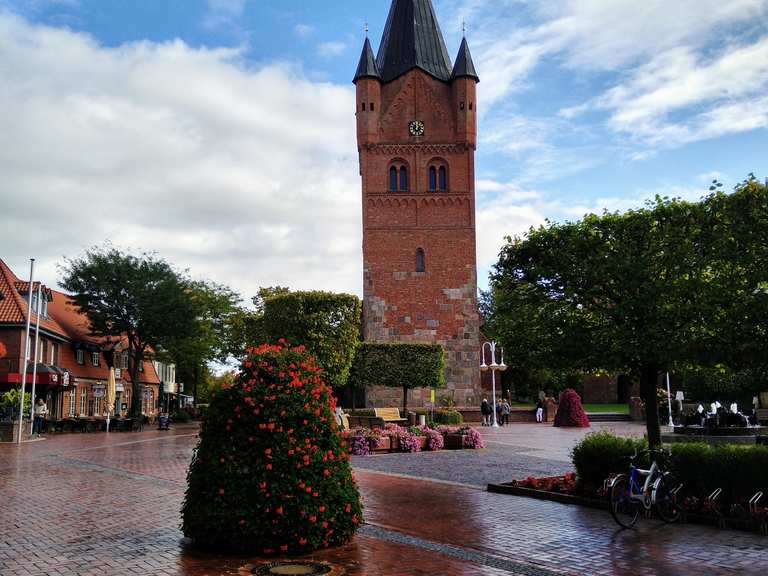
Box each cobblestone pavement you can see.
[1,424,765,576]
[353,422,650,487]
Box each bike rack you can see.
[706,488,725,529]
[749,492,767,535]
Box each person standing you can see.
[480,398,491,426]
[501,398,511,426]
[496,398,504,426]
[33,398,48,436]
[535,398,544,423]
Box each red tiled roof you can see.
[0,259,162,386]
[0,259,68,338]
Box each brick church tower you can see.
[354,0,481,407]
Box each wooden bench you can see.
[757,409,768,425]
[374,408,408,424]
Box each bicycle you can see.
[608,448,683,529]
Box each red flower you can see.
[219,488,225,496]
[276,506,283,515]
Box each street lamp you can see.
[481,341,507,428]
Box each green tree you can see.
[262,291,361,391]
[60,247,197,420]
[349,343,445,411]
[487,178,768,446]
[162,280,244,405]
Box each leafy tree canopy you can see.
[60,247,198,419]
[486,176,768,446]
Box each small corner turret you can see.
[355,37,381,147]
[451,37,479,146]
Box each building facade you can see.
[0,258,166,422]
[355,0,482,407]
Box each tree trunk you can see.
[640,364,662,448]
[129,347,144,422]
[193,363,200,407]
[402,385,408,414]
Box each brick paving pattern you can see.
[1,424,765,576]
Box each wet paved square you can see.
[0,424,765,576]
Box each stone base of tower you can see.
[361,291,482,409]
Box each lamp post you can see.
[480,341,507,428]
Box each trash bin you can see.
[407,411,417,426]
[418,414,426,427]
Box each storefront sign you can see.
[115,382,124,392]
[93,385,106,398]
[62,372,70,387]
[121,403,128,411]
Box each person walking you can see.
[32,398,48,436]
[501,398,511,426]
[535,398,544,423]
[480,398,491,426]
[496,398,504,426]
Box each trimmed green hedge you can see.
[412,408,464,425]
[262,291,361,390]
[669,443,768,507]
[349,343,445,409]
[571,432,768,506]
[571,432,647,492]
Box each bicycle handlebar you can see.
[629,447,669,461]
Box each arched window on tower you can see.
[389,166,398,192]
[416,248,425,273]
[427,159,448,192]
[439,166,447,192]
[399,166,408,191]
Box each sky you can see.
[1,0,767,304]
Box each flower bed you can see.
[489,432,768,535]
[347,423,482,455]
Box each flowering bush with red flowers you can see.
[182,342,363,555]
[513,473,577,494]
[554,388,590,428]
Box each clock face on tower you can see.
[409,120,425,137]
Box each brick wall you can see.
[357,69,481,408]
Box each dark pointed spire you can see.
[376,0,453,83]
[353,37,381,83]
[451,37,479,82]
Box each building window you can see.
[389,162,409,192]
[370,102,375,111]
[91,352,100,367]
[79,389,87,416]
[76,349,84,365]
[460,101,465,110]
[121,352,129,370]
[416,248,426,273]
[50,343,57,366]
[361,102,366,111]
[69,388,76,417]
[428,161,448,192]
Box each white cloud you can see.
[203,0,246,30]
[0,13,361,299]
[456,0,768,154]
[317,41,347,59]
[293,23,314,38]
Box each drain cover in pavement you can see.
[251,561,342,576]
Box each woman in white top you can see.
[33,398,48,436]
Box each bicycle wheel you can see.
[654,473,681,523]
[610,474,641,529]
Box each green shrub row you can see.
[348,343,445,391]
[411,408,464,425]
[571,432,768,505]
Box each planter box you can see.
[444,433,464,450]
[0,420,30,443]
[369,437,391,453]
